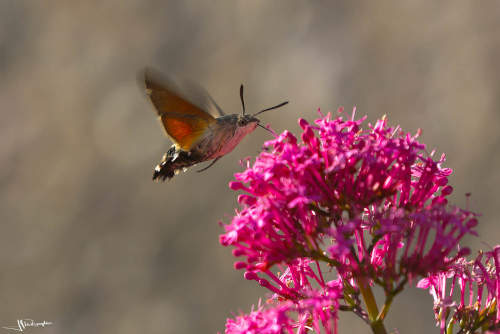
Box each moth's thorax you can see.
[191,114,259,160]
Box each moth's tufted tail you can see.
[152,146,202,181]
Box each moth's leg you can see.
[196,157,221,173]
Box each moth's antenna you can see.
[240,84,246,115]
[253,101,289,117]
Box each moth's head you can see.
[237,114,260,128]
[238,84,288,132]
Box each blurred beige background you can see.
[1,1,499,333]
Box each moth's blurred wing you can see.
[161,116,212,151]
[143,69,216,150]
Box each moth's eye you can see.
[238,119,246,126]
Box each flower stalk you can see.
[357,277,387,334]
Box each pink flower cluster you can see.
[225,286,342,334]
[418,247,500,333]
[220,109,488,333]
[225,302,291,334]
[225,259,342,334]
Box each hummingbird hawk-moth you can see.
[142,68,288,181]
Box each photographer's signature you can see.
[2,319,52,332]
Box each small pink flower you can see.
[418,247,500,333]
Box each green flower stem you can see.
[357,277,387,334]
[377,277,408,322]
[446,320,454,334]
[377,294,393,322]
[370,321,388,334]
[357,277,379,320]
